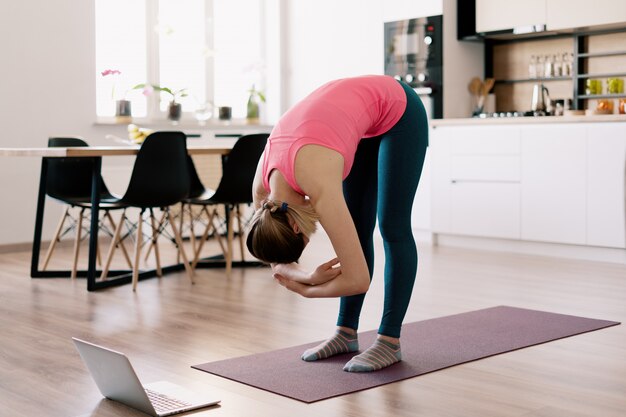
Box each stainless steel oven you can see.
[384,15,443,119]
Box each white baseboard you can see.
[0,239,74,254]
[433,233,626,265]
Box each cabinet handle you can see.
[451,179,520,184]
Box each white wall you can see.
[0,1,136,246]
[442,0,484,118]
[282,0,442,108]
[0,1,95,245]
[0,0,449,246]
[280,0,482,117]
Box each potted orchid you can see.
[101,69,132,121]
[133,83,188,121]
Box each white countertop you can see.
[431,114,626,127]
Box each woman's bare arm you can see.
[271,258,341,286]
[275,145,370,298]
[251,151,268,209]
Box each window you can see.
[95,0,265,120]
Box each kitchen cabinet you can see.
[546,0,626,31]
[476,0,546,33]
[587,124,626,248]
[431,121,626,249]
[520,125,587,245]
[430,125,522,239]
[430,127,452,234]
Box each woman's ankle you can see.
[337,326,357,335]
[377,334,400,345]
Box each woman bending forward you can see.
[247,74,428,372]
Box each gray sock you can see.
[301,330,359,362]
[343,339,401,372]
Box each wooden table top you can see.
[0,141,238,157]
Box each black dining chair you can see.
[172,155,220,264]
[43,137,131,278]
[185,133,269,275]
[99,131,194,290]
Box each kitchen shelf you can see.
[577,50,626,58]
[485,27,626,111]
[577,93,626,100]
[495,77,572,84]
[577,72,626,79]
[573,28,626,110]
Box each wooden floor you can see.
[0,231,624,417]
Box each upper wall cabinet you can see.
[546,0,626,31]
[476,0,546,33]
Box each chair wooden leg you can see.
[191,206,227,270]
[226,205,235,277]
[188,204,197,256]
[150,208,162,277]
[105,211,133,269]
[209,207,227,256]
[236,204,245,262]
[167,209,194,284]
[144,210,166,261]
[132,210,144,291]
[191,207,213,269]
[96,235,102,267]
[71,208,85,279]
[176,204,184,264]
[42,206,70,271]
[100,209,126,281]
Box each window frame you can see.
[144,0,214,121]
[97,0,271,123]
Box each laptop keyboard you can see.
[145,388,193,413]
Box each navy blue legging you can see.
[337,81,428,338]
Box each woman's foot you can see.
[301,328,359,361]
[343,338,401,372]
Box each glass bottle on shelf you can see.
[567,53,574,78]
[536,55,545,80]
[561,52,570,77]
[554,54,562,77]
[529,55,537,79]
[544,54,554,78]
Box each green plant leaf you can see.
[159,87,174,96]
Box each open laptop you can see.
[73,338,220,416]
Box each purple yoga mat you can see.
[192,306,619,403]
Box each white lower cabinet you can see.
[587,124,626,249]
[431,125,521,239]
[520,126,587,245]
[450,182,521,239]
[431,122,626,249]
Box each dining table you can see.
[0,140,262,291]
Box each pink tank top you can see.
[262,75,407,195]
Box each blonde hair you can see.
[246,199,320,264]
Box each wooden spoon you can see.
[468,77,482,96]
[482,78,495,96]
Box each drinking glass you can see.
[194,102,214,125]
